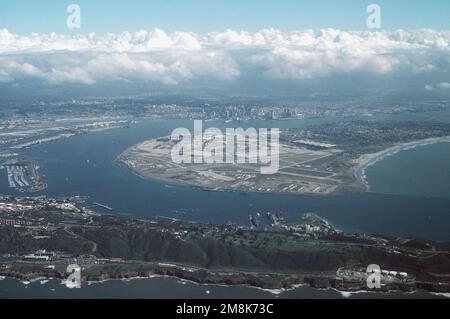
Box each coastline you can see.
[1,196,450,298]
[353,136,450,191]
[3,274,449,299]
[117,143,343,197]
[119,136,450,197]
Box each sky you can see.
[0,0,449,35]
[0,1,449,95]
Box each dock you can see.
[92,202,113,211]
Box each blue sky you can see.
[1,0,449,35]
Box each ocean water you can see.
[1,115,450,299]
[0,117,449,240]
[366,142,450,199]
[0,278,445,299]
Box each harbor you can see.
[2,159,47,193]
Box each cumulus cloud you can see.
[438,82,450,89]
[425,82,450,91]
[0,28,449,86]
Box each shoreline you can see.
[353,136,450,191]
[119,136,450,198]
[116,152,338,197]
[2,274,448,299]
[1,196,449,298]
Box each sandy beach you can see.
[353,136,450,190]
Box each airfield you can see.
[118,135,349,195]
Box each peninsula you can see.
[0,196,449,294]
[118,121,450,195]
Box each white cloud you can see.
[425,82,450,91]
[0,28,449,86]
[437,82,450,90]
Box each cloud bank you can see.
[426,82,450,91]
[0,28,449,86]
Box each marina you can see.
[0,118,447,241]
[3,160,47,193]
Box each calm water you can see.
[367,142,450,199]
[0,278,445,299]
[1,115,450,298]
[0,117,448,240]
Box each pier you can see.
[92,202,113,211]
